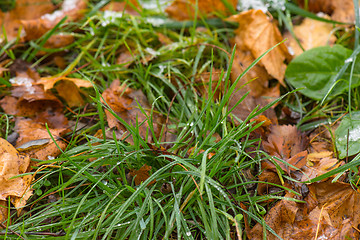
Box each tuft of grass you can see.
[3,0,360,239]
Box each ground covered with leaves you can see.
[1,0,360,239]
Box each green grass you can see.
[1,0,360,239]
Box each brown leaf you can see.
[21,0,87,41]
[262,125,308,160]
[0,138,32,212]
[301,151,344,182]
[101,80,164,143]
[284,16,336,57]
[14,118,67,147]
[228,46,280,122]
[228,10,291,83]
[129,164,156,186]
[194,69,223,100]
[55,80,85,107]
[101,0,140,15]
[38,76,93,91]
[0,0,55,41]
[0,200,8,227]
[165,0,237,21]
[298,0,356,23]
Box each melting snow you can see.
[9,77,35,94]
[239,0,285,12]
[101,10,123,26]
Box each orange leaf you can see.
[228,10,291,83]
[284,16,336,57]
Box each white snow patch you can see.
[101,10,123,26]
[62,0,79,12]
[287,46,295,56]
[239,0,286,12]
[9,77,35,94]
[41,10,63,22]
[146,17,165,27]
[240,0,269,12]
[145,47,159,56]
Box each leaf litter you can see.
[1,0,360,239]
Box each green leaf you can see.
[285,45,360,100]
[335,111,360,159]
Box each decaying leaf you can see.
[129,164,156,186]
[101,0,140,15]
[165,0,237,21]
[298,0,357,23]
[228,47,280,122]
[102,80,164,143]
[262,125,308,173]
[250,180,360,239]
[228,10,291,83]
[0,0,55,41]
[21,0,87,41]
[14,118,68,160]
[285,16,336,57]
[0,138,32,221]
[301,151,344,182]
[38,76,93,91]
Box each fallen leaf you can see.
[0,0,55,41]
[228,10,291,83]
[101,0,140,15]
[0,200,7,227]
[228,46,280,122]
[101,80,164,143]
[195,69,223,100]
[251,180,360,239]
[301,151,344,182]
[298,0,356,23]
[14,118,68,160]
[285,16,336,57]
[21,0,87,41]
[263,125,308,158]
[261,125,308,176]
[165,0,237,21]
[38,76,93,91]
[55,80,85,107]
[14,118,67,147]
[0,138,32,218]
[129,164,156,186]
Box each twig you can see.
[0,229,65,237]
[0,223,25,240]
